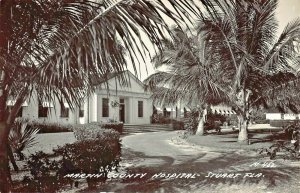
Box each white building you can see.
[9,71,153,124]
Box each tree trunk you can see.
[237,115,248,144]
[196,115,205,135]
[0,92,27,192]
[0,123,11,193]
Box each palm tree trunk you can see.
[0,123,11,193]
[196,115,205,135]
[237,114,249,143]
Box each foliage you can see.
[16,127,121,191]
[73,123,120,141]
[270,120,297,128]
[55,126,121,189]
[259,122,300,160]
[54,137,121,189]
[9,120,40,160]
[151,113,160,124]
[102,123,123,134]
[171,120,184,130]
[89,122,124,133]
[15,118,73,133]
[249,108,269,124]
[145,0,300,142]
[19,151,61,192]
[184,110,199,134]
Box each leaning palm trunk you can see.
[196,108,207,135]
[196,115,205,135]
[0,92,27,192]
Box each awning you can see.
[166,107,175,111]
[63,102,70,108]
[185,107,191,112]
[6,100,28,107]
[156,107,162,111]
[42,102,54,108]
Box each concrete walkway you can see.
[121,131,226,165]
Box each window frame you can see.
[102,98,109,117]
[138,101,143,118]
[38,101,48,118]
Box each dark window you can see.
[120,98,124,103]
[102,98,109,117]
[38,102,48,117]
[79,104,84,118]
[138,101,143,117]
[60,103,69,118]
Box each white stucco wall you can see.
[12,71,153,125]
[265,113,299,120]
[92,71,153,124]
[18,94,78,124]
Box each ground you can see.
[10,125,300,193]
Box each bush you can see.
[56,126,121,189]
[16,118,73,133]
[89,122,124,133]
[171,120,184,130]
[17,151,61,192]
[259,121,300,160]
[17,126,121,191]
[73,124,120,141]
[9,120,40,160]
[269,120,297,128]
[184,110,199,134]
[151,114,159,124]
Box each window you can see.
[38,101,48,117]
[79,104,84,118]
[102,98,109,117]
[60,103,69,118]
[138,101,143,117]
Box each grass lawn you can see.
[24,132,76,156]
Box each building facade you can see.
[9,71,153,125]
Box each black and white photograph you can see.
[0,0,299,192]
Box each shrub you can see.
[89,122,124,133]
[270,120,296,128]
[18,126,121,191]
[259,122,300,160]
[171,120,184,130]
[184,110,199,134]
[73,124,120,141]
[16,118,73,133]
[21,151,60,192]
[56,126,121,189]
[151,114,159,124]
[9,120,40,160]
[54,138,121,189]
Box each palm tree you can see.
[0,0,218,191]
[145,28,230,135]
[195,0,300,143]
[146,0,300,142]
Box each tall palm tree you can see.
[0,0,217,191]
[145,28,230,135]
[196,0,300,142]
[146,0,300,142]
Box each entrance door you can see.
[119,104,125,123]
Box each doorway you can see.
[119,98,125,123]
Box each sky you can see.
[128,0,300,81]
